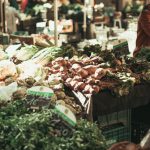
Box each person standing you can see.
[21,0,28,13]
[5,0,21,33]
[133,0,150,56]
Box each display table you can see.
[92,83,150,121]
[67,83,150,121]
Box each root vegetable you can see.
[73,76,82,82]
[71,63,81,70]
[74,82,86,91]
[65,104,77,114]
[92,85,100,93]
[86,77,96,84]
[65,78,72,83]
[52,57,67,66]
[61,73,68,80]
[83,65,97,75]
[53,64,60,70]
[94,68,107,79]
[53,83,63,91]
[83,84,94,94]
[70,80,78,87]
[77,68,88,78]
[91,56,103,63]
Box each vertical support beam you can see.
[0,0,3,32]
[0,0,6,33]
[3,0,6,33]
[54,0,58,46]
[83,0,87,39]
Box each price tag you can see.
[112,39,129,57]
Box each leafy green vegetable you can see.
[0,100,107,150]
[14,45,39,61]
[83,44,102,56]
[136,47,150,62]
[31,46,68,66]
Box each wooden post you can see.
[3,0,6,33]
[54,0,58,46]
[0,0,3,32]
[83,0,87,39]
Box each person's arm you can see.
[140,11,150,37]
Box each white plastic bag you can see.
[0,50,8,60]
[0,60,17,80]
[17,61,47,81]
[0,82,18,101]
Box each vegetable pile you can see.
[136,47,150,62]
[0,100,107,150]
[47,55,138,97]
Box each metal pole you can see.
[0,0,3,32]
[3,0,6,33]
[54,0,58,46]
[83,0,87,39]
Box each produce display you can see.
[0,37,150,149]
[47,53,147,97]
[0,100,107,150]
[1,41,150,99]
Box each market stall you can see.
[1,0,150,149]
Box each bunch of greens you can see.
[83,44,102,56]
[60,4,83,21]
[0,100,107,150]
[102,71,136,96]
[31,46,68,66]
[136,47,150,62]
[61,43,78,58]
[12,44,39,63]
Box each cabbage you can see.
[14,45,39,61]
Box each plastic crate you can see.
[98,110,131,127]
[13,31,29,36]
[0,33,9,45]
[131,103,150,143]
[98,110,131,146]
[102,122,131,146]
[131,121,149,144]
